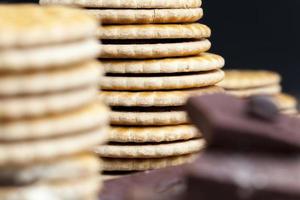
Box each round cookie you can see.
[226,84,281,98]
[102,154,198,171]
[281,108,298,115]
[219,70,281,89]
[99,39,211,59]
[0,5,97,48]
[98,24,211,40]
[0,61,101,96]
[0,153,100,185]
[102,53,224,74]
[272,93,298,110]
[0,86,97,120]
[0,126,107,165]
[110,109,187,126]
[87,8,203,24]
[0,102,109,141]
[40,0,202,9]
[0,39,100,72]
[0,176,100,200]
[100,86,224,107]
[95,139,205,158]
[101,69,224,91]
[109,125,200,143]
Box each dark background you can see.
[2,0,300,96]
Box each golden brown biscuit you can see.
[101,70,224,91]
[102,154,198,171]
[108,125,199,143]
[87,8,203,24]
[40,0,202,9]
[95,139,205,158]
[98,24,211,40]
[101,53,224,74]
[99,39,211,59]
[100,86,224,107]
[219,70,281,89]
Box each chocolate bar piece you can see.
[186,94,300,153]
[100,165,189,200]
[185,152,300,200]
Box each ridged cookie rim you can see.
[0,102,109,141]
[99,39,211,59]
[110,110,188,126]
[102,53,224,74]
[98,23,211,40]
[0,86,97,120]
[40,0,202,9]
[226,84,281,98]
[0,39,100,72]
[100,69,224,91]
[108,125,200,143]
[0,61,101,96]
[100,86,224,107]
[0,4,97,48]
[102,153,198,171]
[0,126,108,165]
[95,138,205,158]
[87,8,203,24]
[219,70,282,89]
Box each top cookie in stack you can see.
[219,70,298,115]
[41,0,203,24]
[41,0,225,172]
[0,4,108,199]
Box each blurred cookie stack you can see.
[0,5,108,199]
[219,70,298,115]
[41,0,225,173]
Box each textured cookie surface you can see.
[102,53,224,74]
[100,86,224,107]
[0,127,107,165]
[0,153,100,185]
[101,70,224,91]
[0,39,100,72]
[0,61,100,96]
[226,84,281,98]
[40,0,202,8]
[98,24,211,40]
[0,102,109,141]
[0,86,97,120]
[0,4,97,48]
[99,39,211,59]
[109,125,199,143]
[87,8,203,24]
[219,70,281,89]
[102,154,198,171]
[0,176,100,200]
[95,139,204,158]
[110,109,187,126]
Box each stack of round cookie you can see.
[96,1,225,172]
[219,70,298,115]
[40,0,226,172]
[0,5,108,199]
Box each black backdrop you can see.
[1,0,300,96]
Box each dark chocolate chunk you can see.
[248,96,279,121]
[185,152,300,200]
[186,94,300,153]
[100,165,190,200]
